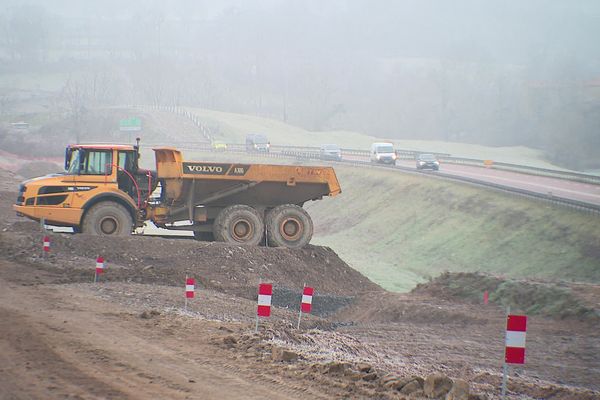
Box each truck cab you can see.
[14,143,156,233]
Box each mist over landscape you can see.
[2,3,600,399]
[1,0,599,169]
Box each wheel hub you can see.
[99,216,118,235]
[232,219,253,241]
[280,217,302,240]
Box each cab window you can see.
[118,151,135,172]
[82,150,112,175]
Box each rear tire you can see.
[266,204,313,248]
[213,205,264,246]
[82,201,133,236]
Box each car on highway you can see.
[416,153,440,170]
[246,134,270,152]
[319,144,342,161]
[370,142,397,164]
[212,141,227,151]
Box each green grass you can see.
[305,165,600,292]
[415,272,598,320]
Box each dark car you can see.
[416,153,440,170]
[246,134,270,152]
[319,144,342,161]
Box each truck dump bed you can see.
[153,148,341,214]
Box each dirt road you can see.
[0,261,334,400]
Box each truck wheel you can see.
[213,205,264,246]
[82,201,133,236]
[266,204,313,248]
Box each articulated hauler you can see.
[14,141,341,248]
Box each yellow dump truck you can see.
[14,142,341,248]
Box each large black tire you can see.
[213,205,264,246]
[82,201,133,236]
[194,231,215,242]
[266,204,313,248]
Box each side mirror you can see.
[64,147,71,171]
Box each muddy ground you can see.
[1,166,599,399]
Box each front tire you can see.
[82,201,133,236]
[266,204,313,248]
[213,205,264,246]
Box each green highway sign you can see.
[119,117,142,132]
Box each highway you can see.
[394,159,600,206]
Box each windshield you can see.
[376,145,394,153]
[253,136,268,144]
[66,149,81,174]
[418,154,437,161]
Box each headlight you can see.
[376,154,381,159]
[392,154,397,160]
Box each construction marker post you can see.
[256,283,272,332]
[297,285,314,330]
[483,291,489,305]
[184,277,195,312]
[502,309,527,399]
[95,257,104,282]
[42,236,50,256]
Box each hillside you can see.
[306,165,600,292]
[186,107,569,170]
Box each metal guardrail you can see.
[148,142,600,215]
[146,104,600,185]
[140,105,600,213]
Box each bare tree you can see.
[61,77,88,143]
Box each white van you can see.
[370,142,397,164]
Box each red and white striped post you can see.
[256,283,272,332]
[483,291,489,305]
[95,257,105,282]
[42,236,50,255]
[297,285,314,329]
[502,311,527,398]
[184,277,195,312]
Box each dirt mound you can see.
[413,272,600,323]
[0,169,19,191]
[15,161,62,179]
[2,220,380,316]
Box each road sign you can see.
[119,117,142,132]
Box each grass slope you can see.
[306,165,600,292]
[186,107,564,169]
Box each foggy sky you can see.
[1,0,599,168]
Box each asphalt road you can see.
[395,160,600,206]
[339,154,600,206]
